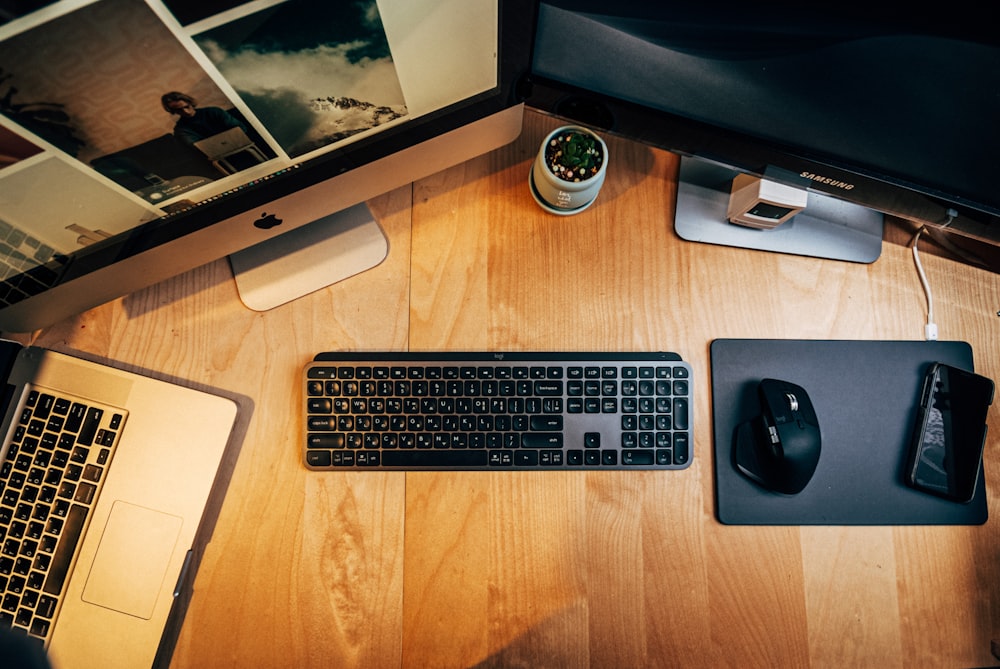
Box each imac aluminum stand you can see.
[674,156,883,263]
[229,202,389,312]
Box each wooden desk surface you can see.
[24,109,1000,668]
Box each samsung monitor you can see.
[0,0,533,332]
[524,2,1000,267]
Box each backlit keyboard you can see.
[304,352,692,470]
[0,387,126,642]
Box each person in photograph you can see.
[160,91,247,145]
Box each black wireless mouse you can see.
[734,378,822,495]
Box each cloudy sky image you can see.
[193,0,407,157]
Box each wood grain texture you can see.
[14,108,1000,668]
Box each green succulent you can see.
[560,133,597,168]
[545,129,604,182]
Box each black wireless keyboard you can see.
[303,352,693,471]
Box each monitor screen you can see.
[525,1,1000,261]
[0,0,532,331]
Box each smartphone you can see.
[905,362,995,503]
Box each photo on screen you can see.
[190,0,408,158]
[0,0,276,206]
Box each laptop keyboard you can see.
[0,386,126,643]
[0,219,66,307]
[305,352,692,470]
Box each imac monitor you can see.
[525,2,1000,266]
[0,0,533,331]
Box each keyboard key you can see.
[42,505,85,596]
[515,450,538,466]
[381,450,488,468]
[623,450,654,465]
[521,434,562,448]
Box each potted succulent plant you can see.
[529,125,608,215]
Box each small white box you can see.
[727,173,808,229]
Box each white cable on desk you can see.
[910,225,938,341]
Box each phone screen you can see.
[906,363,994,503]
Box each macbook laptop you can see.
[0,339,237,668]
[192,127,256,160]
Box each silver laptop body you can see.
[192,127,254,159]
[0,341,236,668]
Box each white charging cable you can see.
[909,209,959,341]
[910,225,938,341]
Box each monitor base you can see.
[229,202,389,312]
[674,156,883,263]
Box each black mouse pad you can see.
[711,339,988,525]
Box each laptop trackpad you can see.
[82,501,183,619]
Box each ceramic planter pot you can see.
[529,125,608,215]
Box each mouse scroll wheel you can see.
[785,392,799,412]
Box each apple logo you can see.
[253,212,283,230]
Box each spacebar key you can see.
[43,504,88,595]
[380,451,489,468]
